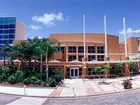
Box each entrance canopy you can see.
[129,54,140,60]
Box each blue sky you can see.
[0,0,140,40]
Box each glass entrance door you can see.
[70,68,79,79]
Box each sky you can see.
[0,0,140,40]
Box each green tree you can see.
[95,66,104,82]
[27,37,59,83]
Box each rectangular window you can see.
[4,25,9,28]
[9,24,16,28]
[68,46,76,53]
[88,55,96,61]
[97,55,104,61]
[9,18,16,24]
[9,40,13,44]
[4,30,9,34]
[3,35,8,39]
[9,29,15,33]
[0,25,3,28]
[2,40,9,44]
[88,68,95,75]
[58,46,65,54]
[68,55,76,61]
[0,40,2,44]
[9,34,15,39]
[88,46,95,53]
[0,30,3,34]
[97,46,104,53]
[78,55,84,61]
[78,46,84,53]
[79,68,82,76]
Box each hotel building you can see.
[0,17,24,58]
[48,33,140,78]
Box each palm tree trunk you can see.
[45,48,48,83]
[33,60,36,71]
[3,50,5,67]
[40,54,43,82]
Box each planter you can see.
[122,79,132,89]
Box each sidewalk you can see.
[0,85,55,97]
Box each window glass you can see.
[88,46,95,53]
[9,29,15,33]
[88,68,95,75]
[78,46,84,53]
[3,35,8,39]
[9,24,16,28]
[68,55,76,61]
[78,55,84,61]
[97,55,104,61]
[58,46,64,54]
[97,46,104,53]
[9,34,15,38]
[88,55,96,61]
[0,30,3,34]
[0,25,3,28]
[68,46,76,53]
[4,30,9,34]
[4,25,9,28]
[9,40,13,44]
[2,40,9,44]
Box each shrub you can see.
[52,69,63,83]
[1,73,8,82]
[48,77,57,87]
[30,76,38,84]
[8,75,17,84]
[114,63,125,76]
[127,62,137,74]
[36,80,42,85]
[22,69,33,77]
[23,77,31,85]
[2,66,11,74]
[2,66,11,77]
[0,75,3,83]
[34,73,41,79]
[95,66,104,74]
[14,71,24,82]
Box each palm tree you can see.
[1,44,11,66]
[27,37,59,83]
[43,38,59,83]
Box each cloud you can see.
[32,12,65,27]
[29,25,41,30]
[119,28,140,34]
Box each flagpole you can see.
[123,17,128,58]
[104,15,108,58]
[83,14,86,58]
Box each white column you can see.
[83,14,86,58]
[123,17,128,57]
[104,15,108,57]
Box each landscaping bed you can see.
[0,66,63,87]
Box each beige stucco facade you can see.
[15,22,25,40]
[48,33,140,78]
